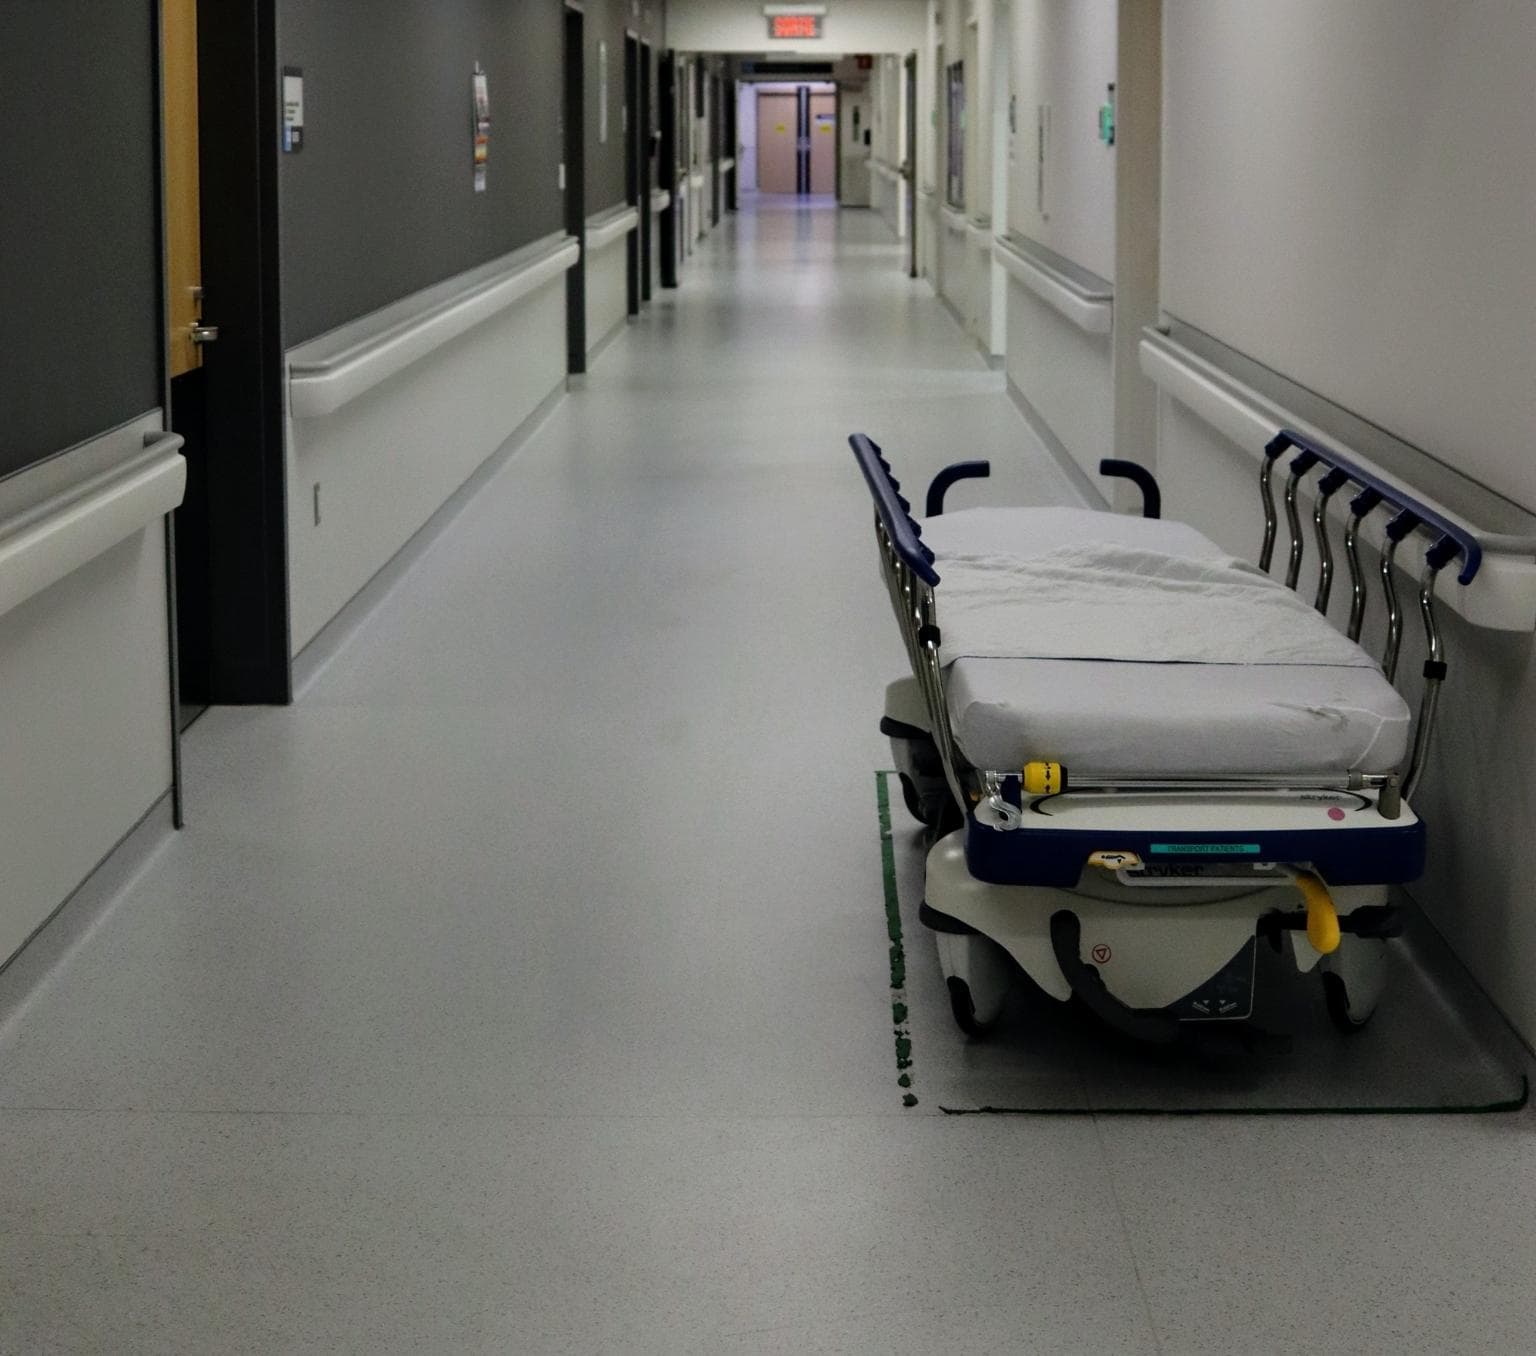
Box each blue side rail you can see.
[1266,429,1483,585]
[849,433,941,585]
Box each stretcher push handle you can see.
[1265,430,1483,586]
[1312,468,1350,613]
[925,460,990,517]
[1099,460,1161,519]
[850,433,940,585]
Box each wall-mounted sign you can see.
[768,14,821,39]
[598,41,609,143]
[471,65,490,192]
[281,67,304,152]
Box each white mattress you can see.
[917,507,1411,777]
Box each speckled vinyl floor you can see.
[3,200,1536,1355]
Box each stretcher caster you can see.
[1319,935,1388,1032]
[936,931,1013,1038]
[897,773,934,825]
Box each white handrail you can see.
[688,170,705,189]
[941,205,967,236]
[870,159,902,181]
[0,432,185,623]
[1139,328,1536,631]
[720,157,736,173]
[994,233,1112,336]
[650,189,671,214]
[585,205,640,252]
[966,217,992,251]
[288,236,579,420]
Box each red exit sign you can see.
[768,14,821,39]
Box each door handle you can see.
[190,324,220,345]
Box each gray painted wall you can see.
[0,1,161,477]
[276,0,565,347]
[585,0,668,214]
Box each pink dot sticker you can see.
[1327,806,1346,821]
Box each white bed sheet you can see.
[916,507,1410,776]
[947,656,1410,776]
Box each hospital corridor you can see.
[5,3,1536,1353]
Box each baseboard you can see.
[0,790,175,1030]
[293,376,566,697]
[1005,375,1110,511]
[586,314,629,365]
[937,291,968,336]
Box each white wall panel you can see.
[585,233,629,356]
[0,526,171,963]
[939,212,970,322]
[288,280,566,654]
[1163,0,1536,510]
[1007,281,1113,483]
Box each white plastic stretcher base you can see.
[924,832,1389,1025]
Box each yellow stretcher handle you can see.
[1295,872,1341,955]
[1023,761,1067,796]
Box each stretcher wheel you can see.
[1319,936,1387,1033]
[936,932,1012,1039]
[896,773,965,838]
[898,773,931,825]
[947,978,996,1038]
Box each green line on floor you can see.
[877,770,918,1108]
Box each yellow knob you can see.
[1294,872,1341,955]
[1023,761,1066,796]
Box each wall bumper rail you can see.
[1139,325,1536,631]
[0,429,185,624]
[994,232,1113,336]
[719,157,736,174]
[585,205,641,253]
[650,189,671,214]
[941,205,968,237]
[966,216,993,251]
[286,233,581,421]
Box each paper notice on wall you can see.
[472,67,491,192]
[282,67,304,152]
[598,42,609,144]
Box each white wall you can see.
[0,414,174,964]
[840,84,873,206]
[287,272,568,655]
[586,228,630,354]
[1007,283,1113,478]
[669,0,926,53]
[1153,0,1536,1046]
[868,54,909,239]
[994,0,1121,484]
[736,82,758,190]
[1006,0,1117,280]
[1162,0,1536,511]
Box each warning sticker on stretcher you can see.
[1149,843,1261,855]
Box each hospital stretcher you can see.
[853,429,1482,1043]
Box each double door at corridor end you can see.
[757,86,836,195]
